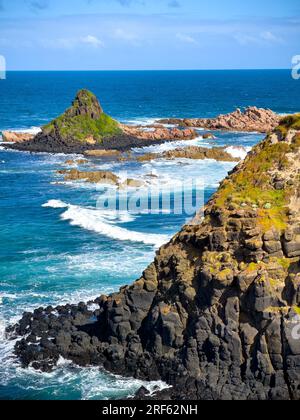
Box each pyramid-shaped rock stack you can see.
[6,90,123,153]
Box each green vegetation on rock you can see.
[276,114,300,138]
[213,132,300,232]
[43,89,122,144]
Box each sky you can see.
[0,0,299,70]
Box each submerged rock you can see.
[64,159,88,166]
[84,149,122,158]
[59,168,144,189]
[62,169,119,185]
[7,115,300,400]
[119,179,144,188]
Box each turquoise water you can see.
[0,70,299,400]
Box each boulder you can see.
[2,131,35,143]
[63,169,119,185]
[84,149,121,158]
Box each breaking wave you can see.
[43,200,169,248]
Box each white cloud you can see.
[176,32,198,45]
[260,31,284,44]
[113,28,141,46]
[234,31,284,46]
[81,35,104,48]
[40,35,104,49]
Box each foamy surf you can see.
[42,199,68,209]
[13,127,41,135]
[43,200,169,248]
[225,146,251,160]
[123,117,158,126]
[132,136,205,155]
[0,127,41,141]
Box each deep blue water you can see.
[0,70,299,400]
[1,70,300,130]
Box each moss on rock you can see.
[212,131,300,233]
[43,89,122,144]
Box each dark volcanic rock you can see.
[6,119,300,400]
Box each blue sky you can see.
[0,0,299,70]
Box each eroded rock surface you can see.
[137,146,240,163]
[2,131,35,143]
[7,116,300,400]
[158,107,280,133]
[58,169,144,188]
[122,125,197,142]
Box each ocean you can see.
[0,70,299,400]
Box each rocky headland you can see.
[6,114,300,400]
[158,107,280,133]
[2,96,281,155]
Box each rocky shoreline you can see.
[2,89,198,154]
[137,145,240,163]
[157,107,280,133]
[2,92,280,156]
[6,114,300,400]
[3,129,199,155]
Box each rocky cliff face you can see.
[158,107,280,133]
[7,116,300,400]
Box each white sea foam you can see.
[43,200,169,248]
[42,199,69,209]
[225,146,251,160]
[13,126,42,135]
[133,136,205,155]
[0,309,170,400]
[123,117,158,126]
[0,126,41,139]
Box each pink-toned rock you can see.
[1,131,35,143]
[121,124,197,141]
[157,107,281,133]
